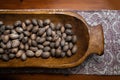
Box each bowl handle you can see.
[87,24,104,55]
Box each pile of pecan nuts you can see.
[0,19,77,61]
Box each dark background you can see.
[0,0,120,80]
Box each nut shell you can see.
[43,41,50,46]
[26,50,35,57]
[16,50,24,58]
[9,54,15,59]
[32,19,38,26]
[36,37,46,43]
[72,35,77,43]
[50,23,55,30]
[38,20,43,27]
[72,45,77,54]
[11,48,18,53]
[41,52,50,59]
[63,45,69,52]
[65,24,72,29]
[46,28,52,36]
[35,50,43,57]
[37,28,46,36]
[65,29,73,35]
[25,19,31,26]
[2,35,9,43]
[21,53,27,61]
[12,39,20,48]
[32,26,39,33]
[66,50,72,57]
[44,19,51,25]
[2,54,9,61]
[38,45,44,49]
[43,46,51,51]
[10,34,19,39]
[0,48,4,53]
[55,48,62,57]
[27,24,33,31]
[16,27,23,33]
[6,41,12,49]
[51,49,56,57]
[30,47,38,52]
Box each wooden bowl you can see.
[0,9,104,68]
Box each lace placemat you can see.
[0,10,120,75]
[68,10,120,75]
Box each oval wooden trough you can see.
[0,10,104,68]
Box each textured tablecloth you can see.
[0,10,120,75]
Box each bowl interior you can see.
[0,13,89,68]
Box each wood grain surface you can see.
[0,74,120,80]
[0,0,120,80]
[0,0,119,10]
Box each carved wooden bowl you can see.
[0,10,104,68]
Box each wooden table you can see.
[0,0,120,10]
[0,0,120,80]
